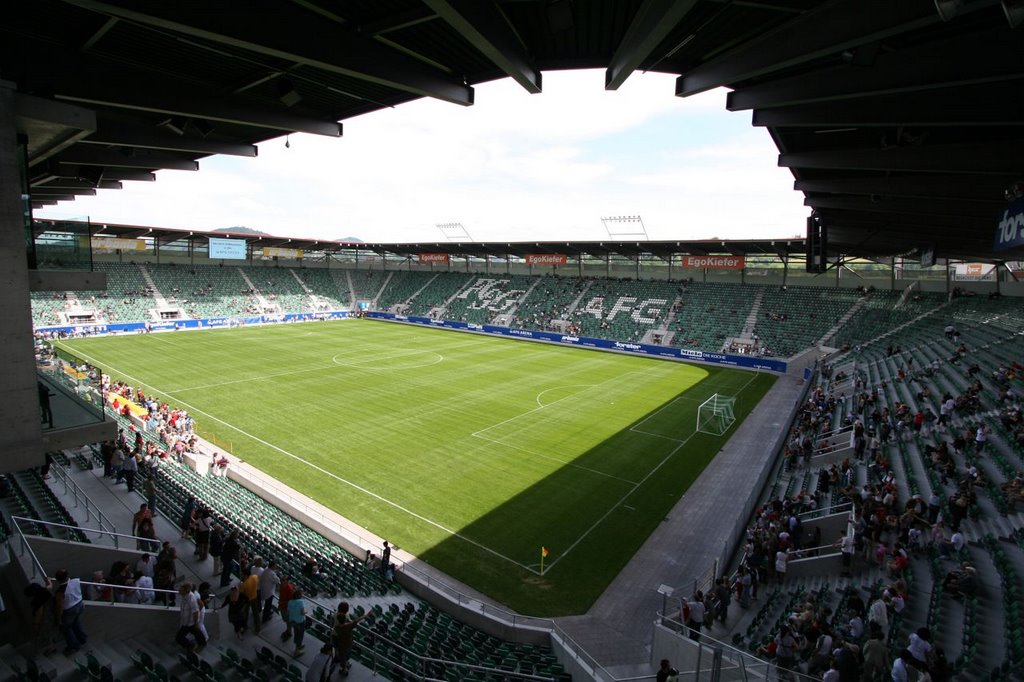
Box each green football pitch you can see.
[58,319,775,615]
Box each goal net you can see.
[696,394,737,436]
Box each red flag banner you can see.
[526,254,567,266]
[680,255,745,270]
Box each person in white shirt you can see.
[133,570,155,604]
[54,569,87,655]
[868,594,890,637]
[174,583,206,651]
[906,627,932,670]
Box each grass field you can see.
[58,319,775,615]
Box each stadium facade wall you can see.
[365,312,788,373]
[89,255,1022,295]
[33,311,348,335]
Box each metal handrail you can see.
[12,515,152,551]
[49,463,118,538]
[10,513,50,581]
[654,614,825,682]
[75,579,180,605]
[303,605,555,682]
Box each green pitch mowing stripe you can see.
[58,319,775,615]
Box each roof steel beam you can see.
[423,0,541,93]
[31,177,123,190]
[32,187,97,197]
[84,117,259,157]
[804,194,1000,220]
[728,27,1023,111]
[779,140,1024,174]
[794,176,1006,202]
[61,0,474,106]
[676,0,944,97]
[752,82,1024,127]
[55,147,200,171]
[606,0,699,90]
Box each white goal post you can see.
[696,394,737,436]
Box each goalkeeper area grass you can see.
[58,319,775,615]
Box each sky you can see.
[37,69,810,244]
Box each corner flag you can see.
[541,547,549,557]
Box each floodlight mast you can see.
[601,215,648,240]
[436,222,474,242]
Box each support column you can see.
[0,81,45,470]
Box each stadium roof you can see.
[9,0,1024,262]
[58,219,807,261]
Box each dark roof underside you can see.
[8,0,1024,262]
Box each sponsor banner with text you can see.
[366,311,785,372]
[995,196,1024,252]
[526,254,568,266]
[262,246,303,259]
[680,255,745,270]
[419,253,450,264]
[92,237,146,252]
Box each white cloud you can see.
[38,70,807,243]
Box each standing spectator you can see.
[240,569,261,634]
[288,588,309,658]
[975,425,989,454]
[175,583,206,651]
[53,568,87,655]
[154,549,178,606]
[194,508,212,561]
[773,624,800,679]
[134,570,154,604]
[23,579,55,655]
[209,525,224,577]
[226,586,248,639]
[713,576,730,625]
[861,627,889,681]
[380,540,391,576]
[111,445,126,483]
[683,591,706,641]
[38,381,54,427]
[136,517,158,553]
[195,582,212,645]
[122,450,138,492]
[331,602,370,677]
[220,529,240,587]
[131,503,152,541]
[905,627,932,673]
[259,561,281,624]
[144,473,158,516]
[180,497,196,539]
[279,573,295,642]
[837,530,855,578]
[736,566,753,609]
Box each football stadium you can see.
[3,3,1024,682]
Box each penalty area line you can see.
[58,345,538,575]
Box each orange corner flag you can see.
[541,547,549,557]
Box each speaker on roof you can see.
[806,214,827,273]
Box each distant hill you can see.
[337,236,363,243]
[213,226,268,235]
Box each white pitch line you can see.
[543,369,762,572]
[627,428,687,444]
[470,432,640,485]
[57,344,538,574]
[170,363,340,393]
[471,371,652,439]
[535,384,595,408]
